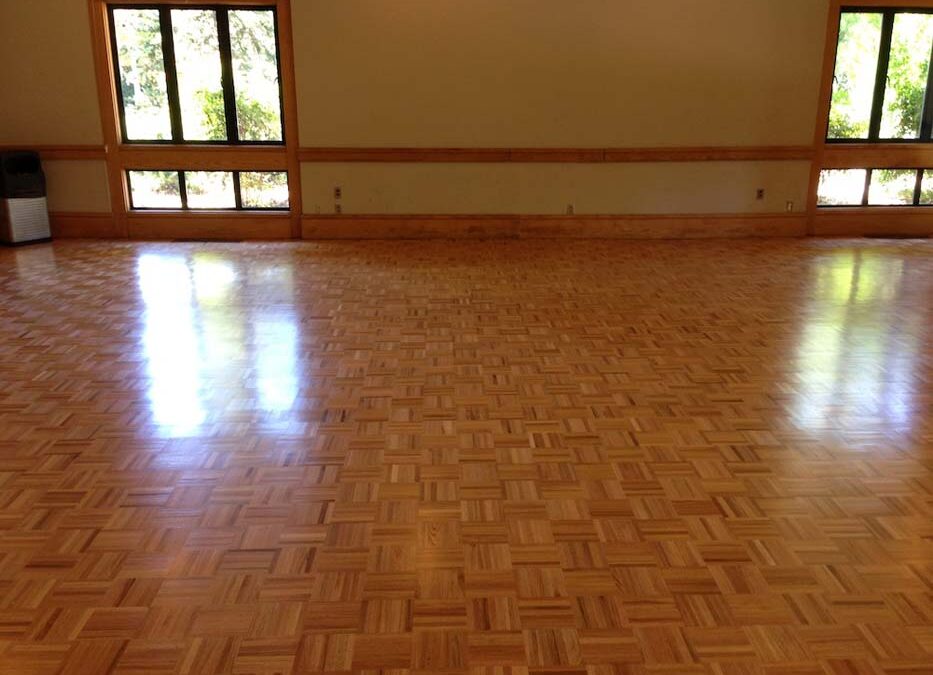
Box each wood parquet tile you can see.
[0,238,931,674]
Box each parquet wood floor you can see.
[0,239,930,674]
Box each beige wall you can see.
[0,0,831,219]
[292,0,827,216]
[302,161,811,215]
[0,0,102,145]
[293,0,828,147]
[44,161,112,213]
[0,1,109,213]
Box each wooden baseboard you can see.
[50,212,122,238]
[126,212,293,241]
[53,210,931,241]
[812,208,933,237]
[301,213,807,240]
[49,211,294,240]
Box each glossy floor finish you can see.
[0,239,931,675]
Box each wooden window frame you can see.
[826,6,933,145]
[87,0,301,237]
[807,0,933,230]
[108,4,286,146]
[817,167,931,206]
[126,169,290,210]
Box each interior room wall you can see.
[293,0,828,216]
[0,1,102,146]
[0,1,108,213]
[43,161,112,213]
[0,0,831,222]
[302,161,812,215]
[293,0,828,148]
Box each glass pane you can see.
[921,170,933,205]
[172,10,226,141]
[229,10,283,141]
[880,14,933,139]
[113,9,172,141]
[829,13,884,140]
[817,169,867,206]
[868,169,917,205]
[186,171,236,209]
[129,171,182,208]
[240,172,289,208]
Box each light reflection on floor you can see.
[137,251,301,437]
[117,239,933,446]
[793,247,927,440]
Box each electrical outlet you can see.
[334,203,342,214]
[786,200,794,212]
[334,186,342,200]
[566,204,575,215]
[756,189,765,200]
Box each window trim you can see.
[828,6,933,145]
[127,169,290,211]
[108,3,287,146]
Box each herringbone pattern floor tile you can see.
[0,238,930,674]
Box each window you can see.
[817,168,929,206]
[818,169,868,206]
[828,9,933,142]
[128,170,289,210]
[109,5,284,144]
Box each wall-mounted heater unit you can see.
[0,151,51,245]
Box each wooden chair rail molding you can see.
[13,143,933,169]
[297,145,815,163]
[0,145,107,161]
[6,144,815,164]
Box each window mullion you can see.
[159,9,184,142]
[233,172,243,209]
[862,169,872,206]
[919,39,933,141]
[216,10,240,144]
[868,12,895,141]
[178,171,189,210]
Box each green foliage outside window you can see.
[829,11,933,140]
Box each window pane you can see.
[240,172,289,208]
[172,10,226,141]
[113,9,172,141]
[868,169,917,205]
[818,169,867,206]
[921,170,933,205]
[186,171,236,209]
[229,10,283,141]
[880,14,933,139]
[829,13,883,140]
[129,171,182,208]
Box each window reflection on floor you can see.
[137,251,300,437]
[138,254,206,435]
[256,316,299,413]
[250,263,300,422]
[794,248,923,437]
